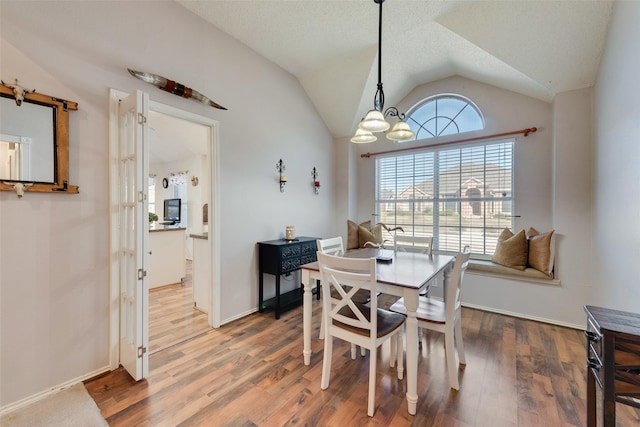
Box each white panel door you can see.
[118,90,149,380]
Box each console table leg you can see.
[259,273,264,312]
[586,369,596,427]
[275,275,281,319]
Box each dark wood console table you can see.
[584,305,640,426]
[258,237,319,319]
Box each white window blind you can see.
[375,140,514,255]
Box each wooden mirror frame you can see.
[0,83,79,194]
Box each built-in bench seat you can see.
[467,259,560,285]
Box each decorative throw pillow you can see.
[358,223,382,248]
[492,228,528,270]
[526,227,556,278]
[347,220,371,249]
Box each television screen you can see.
[163,198,181,224]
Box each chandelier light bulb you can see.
[359,110,390,133]
[350,128,378,143]
[386,121,416,142]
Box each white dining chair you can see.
[393,235,434,255]
[389,246,471,390]
[316,237,371,358]
[317,252,406,417]
[316,236,344,257]
[394,235,435,296]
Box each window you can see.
[148,176,156,214]
[375,141,514,255]
[171,180,188,228]
[407,94,484,141]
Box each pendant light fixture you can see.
[351,0,415,144]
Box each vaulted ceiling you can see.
[177,0,613,139]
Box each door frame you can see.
[108,89,221,371]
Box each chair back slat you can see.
[317,237,344,256]
[445,246,471,322]
[394,235,434,255]
[317,252,377,338]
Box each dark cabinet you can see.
[584,305,640,427]
[258,237,320,319]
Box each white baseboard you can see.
[462,302,584,330]
[220,307,259,326]
[0,365,111,415]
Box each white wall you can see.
[592,0,640,312]
[0,1,335,408]
[350,76,597,327]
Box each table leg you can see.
[586,368,596,427]
[258,272,264,312]
[275,275,281,319]
[302,269,313,365]
[403,290,419,415]
[442,264,451,304]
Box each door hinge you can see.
[138,268,147,280]
[138,112,147,125]
[138,191,147,203]
[137,346,147,358]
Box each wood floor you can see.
[86,294,640,426]
[148,260,210,355]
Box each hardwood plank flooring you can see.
[149,260,210,354]
[86,295,640,426]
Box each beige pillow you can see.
[492,228,528,270]
[527,228,556,278]
[347,220,370,249]
[358,223,382,248]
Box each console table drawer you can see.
[281,257,301,272]
[281,245,302,259]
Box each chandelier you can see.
[351,0,415,144]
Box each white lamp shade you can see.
[386,121,416,142]
[359,110,390,132]
[350,128,377,144]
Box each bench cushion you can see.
[468,259,551,280]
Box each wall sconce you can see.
[276,159,286,192]
[311,167,320,195]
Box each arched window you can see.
[406,94,484,141]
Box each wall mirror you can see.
[0,83,79,194]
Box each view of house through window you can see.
[375,93,512,255]
[376,141,514,255]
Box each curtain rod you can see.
[360,127,537,158]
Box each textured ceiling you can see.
[176,0,613,139]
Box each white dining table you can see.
[300,248,454,416]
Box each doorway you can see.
[147,110,213,354]
[108,89,221,378]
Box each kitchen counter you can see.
[150,225,186,232]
